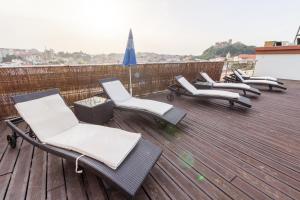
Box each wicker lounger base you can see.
[167,84,252,108]
[6,118,162,198]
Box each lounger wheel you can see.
[154,118,168,128]
[229,101,234,107]
[7,134,17,149]
[167,93,175,102]
[269,85,273,91]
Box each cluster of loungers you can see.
[5,69,285,197]
[224,69,287,90]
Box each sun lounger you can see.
[233,71,287,91]
[6,89,162,198]
[99,78,187,126]
[236,69,283,84]
[168,75,252,108]
[195,72,261,95]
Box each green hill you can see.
[199,40,256,60]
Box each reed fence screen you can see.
[0,62,223,119]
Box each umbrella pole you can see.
[129,67,132,95]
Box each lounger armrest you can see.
[6,118,42,147]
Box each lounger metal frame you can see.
[6,89,162,198]
[99,78,187,126]
[167,75,252,108]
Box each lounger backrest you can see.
[101,80,132,103]
[200,72,215,83]
[237,69,249,77]
[176,76,198,95]
[14,93,79,142]
[234,70,245,82]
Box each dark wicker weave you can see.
[233,71,287,91]
[99,78,187,126]
[167,75,252,108]
[6,89,162,198]
[195,72,261,96]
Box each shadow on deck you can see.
[0,80,300,200]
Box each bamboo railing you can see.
[0,62,223,119]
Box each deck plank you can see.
[112,114,248,200]
[231,176,273,200]
[150,164,192,200]
[0,138,22,175]
[47,154,67,200]
[0,174,10,200]
[63,159,88,200]
[0,125,8,162]
[82,171,107,200]
[113,113,252,200]
[135,188,150,200]
[142,175,171,200]
[157,156,211,200]
[26,148,47,200]
[5,140,34,200]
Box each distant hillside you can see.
[199,40,256,60]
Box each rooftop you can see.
[1,79,300,200]
[256,45,300,54]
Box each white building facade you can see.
[255,46,300,80]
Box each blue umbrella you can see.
[122,29,137,95]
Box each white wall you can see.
[255,54,300,80]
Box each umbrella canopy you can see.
[123,29,137,66]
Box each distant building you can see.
[256,45,300,80]
[238,54,256,60]
[0,48,9,58]
[264,41,291,47]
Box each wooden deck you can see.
[1,80,300,200]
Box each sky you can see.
[0,0,299,55]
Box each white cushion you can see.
[177,76,239,99]
[201,73,215,83]
[116,97,173,116]
[194,89,240,99]
[15,93,141,170]
[15,94,79,141]
[45,123,141,170]
[243,79,279,85]
[103,79,173,116]
[102,80,131,103]
[213,82,251,90]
